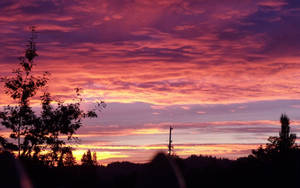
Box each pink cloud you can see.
[258,1,287,8]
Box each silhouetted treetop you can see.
[81,150,98,166]
[251,114,298,160]
[25,26,38,62]
[1,27,48,106]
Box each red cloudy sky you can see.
[1,0,300,164]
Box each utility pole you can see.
[168,126,173,156]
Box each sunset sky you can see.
[1,0,300,164]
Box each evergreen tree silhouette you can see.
[251,114,298,159]
[81,150,95,166]
[92,151,98,166]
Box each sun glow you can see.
[72,150,129,164]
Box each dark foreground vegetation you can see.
[1,114,300,188]
[1,148,300,188]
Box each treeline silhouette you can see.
[1,114,300,188]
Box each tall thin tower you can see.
[168,126,173,156]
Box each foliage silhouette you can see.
[81,149,98,166]
[251,114,298,160]
[0,27,105,166]
[0,135,18,152]
[92,150,98,165]
[0,27,49,157]
[62,150,77,167]
[1,148,299,188]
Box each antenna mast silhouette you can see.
[168,126,173,156]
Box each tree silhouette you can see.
[81,149,98,166]
[0,26,48,157]
[0,136,18,152]
[63,150,77,167]
[251,114,298,159]
[92,151,98,166]
[0,27,105,165]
